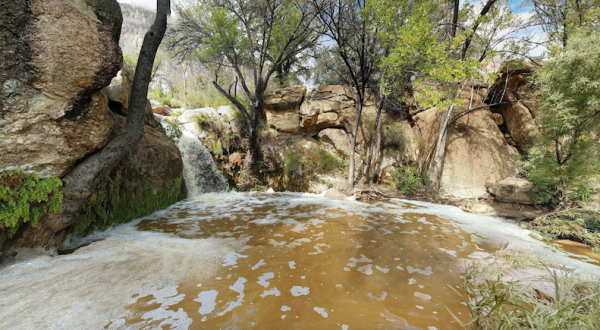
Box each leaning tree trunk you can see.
[425,103,454,198]
[12,0,171,249]
[348,97,364,192]
[365,96,386,184]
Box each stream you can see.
[1,192,599,330]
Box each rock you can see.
[104,62,160,128]
[299,85,356,132]
[492,113,504,125]
[413,107,519,199]
[153,107,169,116]
[489,177,535,205]
[0,0,123,178]
[268,113,300,134]
[229,152,243,166]
[324,188,347,200]
[471,203,496,215]
[496,102,539,149]
[318,128,351,158]
[262,85,306,112]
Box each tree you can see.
[312,0,383,192]
[168,0,321,182]
[523,32,600,208]
[15,0,171,247]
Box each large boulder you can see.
[299,85,356,132]
[262,85,306,112]
[413,106,519,199]
[104,62,160,128]
[489,177,535,205]
[0,0,123,178]
[488,63,540,149]
[318,128,352,158]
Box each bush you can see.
[530,210,600,247]
[390,166,425,195]
[281,143,346,191]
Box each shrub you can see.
[281,143,346,191]
[530,210,600,247]
[390,166,424,195]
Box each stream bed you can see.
[1,192,599,330]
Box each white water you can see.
[178,131,228,197]
[1,192,599,329]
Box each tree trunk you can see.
[425,103,454,198]
[11,0,171,249]
[365,96,386,184]
[348,97,364,192]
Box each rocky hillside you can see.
[0,0,185,251]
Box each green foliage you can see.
[165,118,183,145]
[530,210,600,247]
[390,166,425,195]
[69,170,185,236]
[282,144,346,192]
[454,262,600,329]
[0,170,63,248]
[522,32,600,208]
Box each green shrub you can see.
[281,143,346,191]
[390,166,424,195]
[0,170,63,248]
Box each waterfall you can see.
[178,131,229,197]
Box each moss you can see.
[68,164,185,236]
[0,169,63,248]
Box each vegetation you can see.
[0,170,63,248]
[452,256,600,329]
[69,166,185,236]
[530,210,600,248]
[281,144,346,191]
[522,32,600,209]
[390,166,427,195]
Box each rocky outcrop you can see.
[318,128,352,158]
[299,85,356,132]
[104,62,160,128]
[489,177,535,205]
[413,86,520,199]
[488,63,540,149]
[262,85,306,112]
[1,0,123,178]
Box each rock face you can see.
[0,0,123,178]
[413,87,520,199]
[262,85,306,112]
[488,64,540,149]
[299,85,356,132]
[104,62,159,128]
[318,129,352,158]
[489,177,535,205]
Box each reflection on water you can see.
[103,193,494,329]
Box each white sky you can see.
[117,0,159,11]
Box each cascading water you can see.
[178,131,229,197]
[158,114,228,197]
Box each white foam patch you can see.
[289,261,296,269]
[260,288,281,297]
[407,266,433,276]
[347,255,373,268]
[342,325,349,330]
[281,305,291,312]
[414,292,432,301]
[217,277,247,316]
[195,290,218,315]
[375,266,390,273]
[438,248,457,257]
[251,259,266,270]
[357,264,373,275]
[309,243,331,255]
[291,286,310,296]
[223,252,248,266]
[313,307,328,318]
[257,272,274,288]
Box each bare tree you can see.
[312,0,381,192]
[168,0,321,182]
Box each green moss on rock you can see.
[69,164,185,236]
[0,170,63,248]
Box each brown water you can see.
[98,193,495,330]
